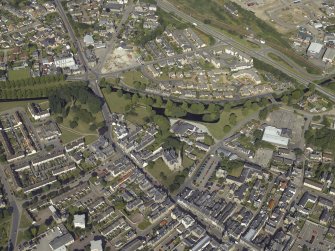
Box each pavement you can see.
[0,166,21,251]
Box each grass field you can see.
[126,106,151,126]
[228,165,244,177]
[325,82,335,94]
[268,53,294,70]
[203,108,259,140]
[8,68,31,81]
[122,71,149,87]
[59,127,83,144]
[145,158,175,187]
[138,220,151,230]
[19,212,32,229]
[0,99,47,113]
[182,155,195,169]
[103,90,131,114]
[0,214,11,249]
[58,103,103,144]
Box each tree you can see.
[89,123,97,131]
[260,98,269,107]
[259,108,269,120]
[181,101,189,111]
[153,115,170,134]
[155,96,163,107]
[45,216,54,226]
[223,125,231,133]
[291,89,303,100]
[30,226,38,237]
[55,116,63,124]
[116,89,123,97]
[190,103,205,114]
[163,136,182,151]
[105,85,112,93]
[244,100,252,109]
[70,120,78,128]
[208,103,220,113]
[132,93,139,104]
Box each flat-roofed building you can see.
[323,47,335,63]
[90,240,103,251]
[262,126,289,147]
[307,42,323,56]
[74,214,86,229]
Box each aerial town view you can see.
[1,0,335,250]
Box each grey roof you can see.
[49,233,74,250]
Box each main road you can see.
[0,165,21,251]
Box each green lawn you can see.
[228,165,244,177]
[122,70,149,87]
[59,127,83,144]
[0,214,11,248]
[0,99,47,113]
[17,231,27,245]
[193,28,213,45]
[103,90,131,114]
[182,155,195,169]
[58,103,103,144]
[145,158,175,187]
[8,68,31,81]
[138,220,151,230]
[268,53,294,70]
[325,82,335,95]
[203,108,258,140]
[19,213,32,229]
[126,106,151,126]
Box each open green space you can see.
[0,99,47,113]
[58,104,102,145]
[203,108,258,140]
[59,127,84,144]
[228,164,244,177]
[193,28,215,45]
[19,213,32,229]
[182,155,195,169]
[8,68,31,81]
[126,106,152,126]
[146,158,175,187]
[268,53,293,70]
[138,220,151,230]
[103,90,131,114]
[0,210,11,249]
[122,71,149,87]
[325,82,335,95]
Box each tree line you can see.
[0,75,66,100]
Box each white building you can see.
[54,57,76,69]
[73,214,86,229]
[262,126,289,147]
[307,42,323,56]
[323,48,335,63]
[28,103,50,120]
[90,240,103,251]
[84,34,94,46]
